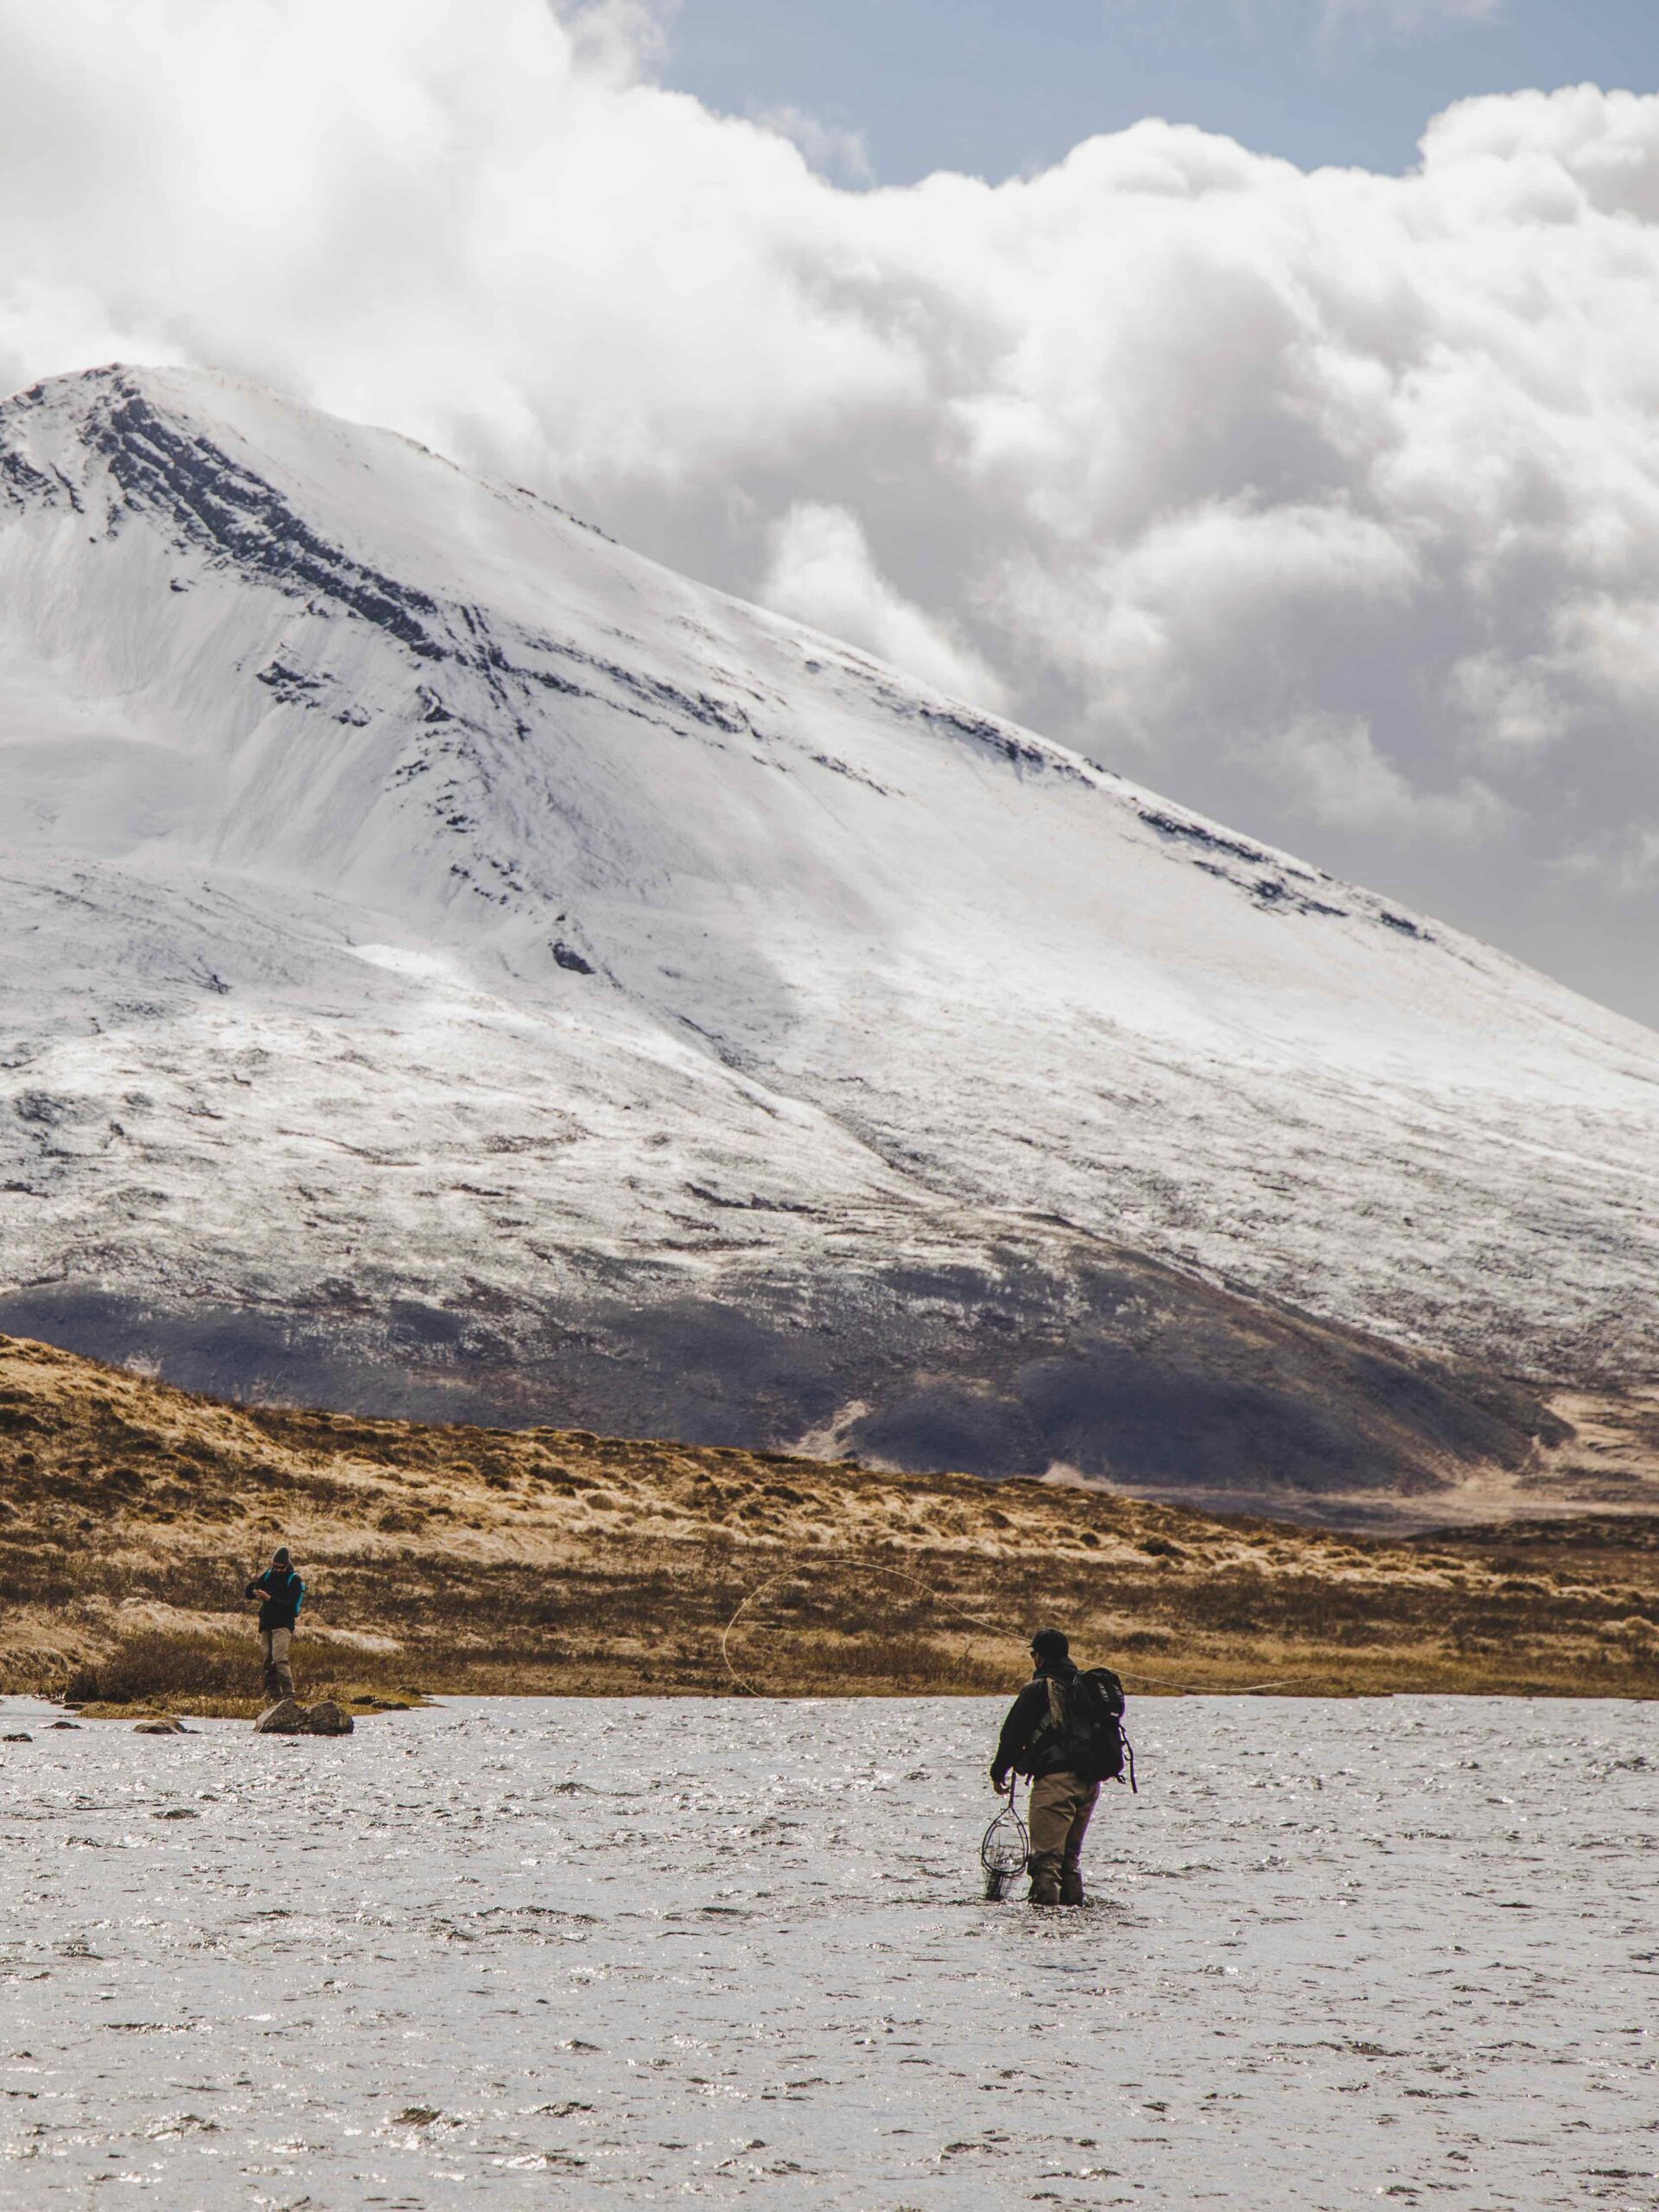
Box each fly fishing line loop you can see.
[719,1556,1007,1697]
[720,1554,1321,1699]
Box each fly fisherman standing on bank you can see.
[990,1627,1106,1907]
[245,1547,305,1701]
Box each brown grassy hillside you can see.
[0,1334,1656,1713]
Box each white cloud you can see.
[565,0,677,86]
[1556,822,1659,898]
[1317,0,1500,48]
[1251,715,1505,839]
[999,501,1422,745]
[1447,654,1567,756]
[0,4,1657,1014]
[763,503,1007,705]
[752,105,874,187]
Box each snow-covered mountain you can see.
[3,365,1656,1516]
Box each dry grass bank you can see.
[1,1334,1656,1714]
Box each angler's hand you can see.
[989,1765,1009,1793]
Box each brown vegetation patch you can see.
[0,1334,1655,1713]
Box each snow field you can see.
[0,1694,1654,2208]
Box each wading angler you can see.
[990,1628,1134,1906]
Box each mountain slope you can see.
[2,365,1656,1516]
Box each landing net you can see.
[979,1792,1030,1901]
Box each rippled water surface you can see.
[0,1694,1654,2208]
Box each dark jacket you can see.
[993,1656,1079,1782]
[246,1566,305,1632]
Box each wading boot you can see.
[1060,1859,1085,1907]
[1027,1851,1063,1907]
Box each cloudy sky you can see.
[3,1,1659,1021]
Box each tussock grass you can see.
[64,1628,252,1708]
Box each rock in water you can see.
[255,1698,355,1735]
[254,1698,308,1735]
[303,1701,354,1737]
[3,1731,32,1743]
[133,1714,188,1734]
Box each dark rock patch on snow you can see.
[0,1235,1556,1524]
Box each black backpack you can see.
[1063,1667,1135,1789]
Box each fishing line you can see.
[719,1554,1007,1696]
[1116,1667,1325,1694]
[717,1554,1314,1699]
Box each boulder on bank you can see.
[254,1698,307,1734]
[255,1697,354,1736]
